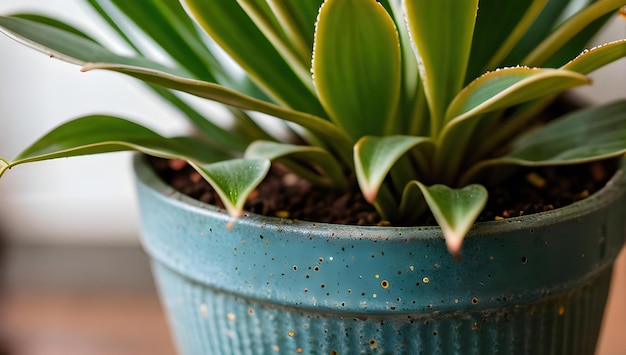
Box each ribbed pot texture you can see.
[134,156,626,355]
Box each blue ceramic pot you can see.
[134,156,626,355]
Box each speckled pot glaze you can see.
[134,155,626,355]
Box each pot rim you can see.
[133,155,626,241]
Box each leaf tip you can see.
[362,187,378,204]
[444,232,464,262]
[0,159,10,178]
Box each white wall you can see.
[0,2,624,245]
[0,1,189,245]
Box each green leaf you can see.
[266,0,323,63]
[244,141,348,189]
[467,0,548,79]
[182,0,325,116]
[413,182,488,258]
[522,0,626,66]
[354,136,434,202]
[189,159,271,218]
[0,16,185,76]
[501,0,571,64]
[237,0,312,89]
[10,13,100,43]
[312,0,401,141]
[403,0,479,134]
[437,67,590,181]
[86,0,266,100]
[506,100,626,164]
[445,67,590,123]
[0,115,226,178]
[387,0,429,136]
[462,100,626,184]
[82,63,353,164]
[562,39,626,75]
[98,0,220,82]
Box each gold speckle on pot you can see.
[199,304,209,319]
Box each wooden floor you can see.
[0,245,625,355]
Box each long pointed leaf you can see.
[190,159,271,218]
[437,67,590,181]
[267,0,323,63]
[312,0,401,141]
[104,0,220,82]
[0,115,225,178]
[82,62,352,164]
[354,136,434,202]
[562,39,626,74]
[445,67,590,123]
[404,0,479,134]
[237,0,312,90]
[505,100,626,163]
[182,0,325,116]
[0,16,185,76]
[387,0,429,136]
[522,0,626,66]
[462,100,626,184]
[10,13,100,43]
[472,40,626,161]
[466,0,547,81]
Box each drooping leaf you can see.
[244,141,348,189]
[412,182,488,259]
[404,0,479,134]
[470,40,626,161]
[0,16,185,75]
[312,0,401,141]
[436,67,590,181]
[354,136,434,202]
[82,62,352,164]
[504,100,626,163]
[10,13,100,43]
[461,100,626,184]
[190,159,271,217]
[0,115,226,178]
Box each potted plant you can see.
[1,0,625,353]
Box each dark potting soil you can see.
[150,156,619,227]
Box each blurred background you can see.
[0,1,624,354]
